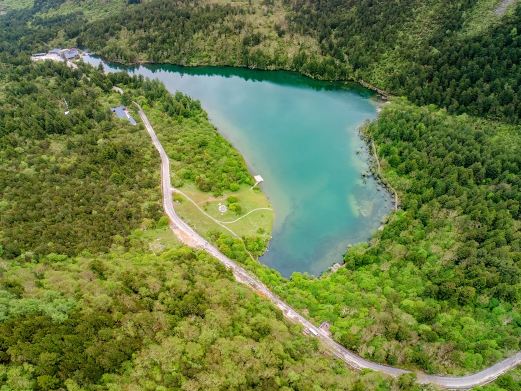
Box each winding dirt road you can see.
[136,103,521,389]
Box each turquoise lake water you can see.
[84,55,392,277]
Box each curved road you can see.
[136,104,521,389]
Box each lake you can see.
[83,55,392,277]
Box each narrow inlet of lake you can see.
[84,55,393,277]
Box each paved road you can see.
[136,103,521,389]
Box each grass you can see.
[174,183,273,241]
[138,226,181,253]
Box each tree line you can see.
[285,0,521,123]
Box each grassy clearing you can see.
[136,226,181,252]
[174,183,273,241]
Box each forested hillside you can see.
[17,0,518,124]
[0,59,161,258]
[76,0,351,79]
[4,0,519,123]
[1,241,412,390]
[201,100,521,375]
[1,0,521,389]
[286,0,521,122]
[0,42,412,391]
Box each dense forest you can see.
[285,0,521,122]
[0,59,161,258]
[2,242,417,390]
[13,0,516,124]
[75,0,351,79]
[3,0,518,123]
[0,53,255,259]
[1,0,521,389]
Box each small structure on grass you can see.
[218,203,228,214]
[251,175,264,189]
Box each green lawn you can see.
[174,183,273,242]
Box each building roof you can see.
[63,48,79,59]
[111,106,137,126]
[31,53,64,63]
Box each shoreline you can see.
[85,52,395,278]
[137,99,521,387]
[82,50,391,100]
[322,107,398,276]
[358,115,400,213]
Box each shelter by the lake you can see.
[252,175,264,189]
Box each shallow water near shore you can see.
[84,55,392,277]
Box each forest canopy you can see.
[1,0,521,387]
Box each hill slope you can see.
[0,0,520,386]
[0,55,414,391]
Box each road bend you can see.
[135,103,521,389]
